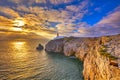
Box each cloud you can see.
[0,16,13,26]
[66,1,89,12]
[0,7,20,18]
[8,0,23,4]
[50,0,74,5]
[92,6,120,36]
[56,23,75,34]
[0,0,89,25]
[0,0,119,38]
[79,8,120,36]
[35,0,47,3]
[8,0,36,5]
[0,31,47,40]
[97,11,120,27]
[8,0,74,5]
[0,0,88,39]
[67,6,120,37]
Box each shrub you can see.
[99,45,118,60]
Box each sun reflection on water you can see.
[12,41,26,48]
[11,41,29,59]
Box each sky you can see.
[0,0,120,40]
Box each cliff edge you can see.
[45,35,120,80]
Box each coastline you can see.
[45,34,120,80]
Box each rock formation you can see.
[45,35,120,80]
[36,44,44,50]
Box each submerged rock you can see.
[45,34,120,80]
[36,44,44,50]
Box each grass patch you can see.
[106,37,112,42]
[64,36,74,42]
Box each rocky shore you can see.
[45,35,120,80]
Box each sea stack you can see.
[36,44,44,50]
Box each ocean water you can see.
[0,40,83,80]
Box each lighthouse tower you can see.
[57,32,59,37]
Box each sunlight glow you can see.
[13,18,25,27]
[13,42,26,45]
[11,27,22,31]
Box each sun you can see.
[12,18,25,31]
[13,18,25,27]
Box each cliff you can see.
[45,35,120,80]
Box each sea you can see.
[0,39,83,80]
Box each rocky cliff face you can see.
[45,35,120,80]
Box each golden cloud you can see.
[0,7,20,18]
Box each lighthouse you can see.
[57,32,59,37]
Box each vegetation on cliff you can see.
[99,45,118,60]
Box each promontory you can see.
[45,34,120,80]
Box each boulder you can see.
[36,44,44,50]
